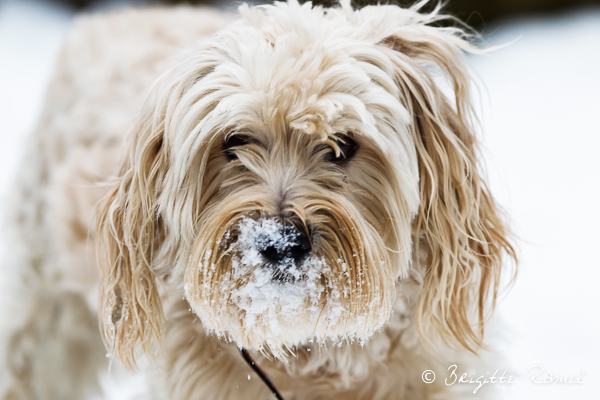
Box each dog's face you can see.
[98,1,515,366]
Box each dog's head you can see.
[97,0,515,366]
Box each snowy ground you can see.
[1,0,599,398]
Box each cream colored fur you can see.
[0,1,515,399]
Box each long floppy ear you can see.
[377,5,517,352]
[96,90,169,368]
[95,34,220,365]
[96,46,218,366]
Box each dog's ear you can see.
[96,89,169,368]
[94,41,218,366]
[377,9,517,352]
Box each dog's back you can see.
[0,7,230,399]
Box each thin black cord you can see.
[240,348,285,400]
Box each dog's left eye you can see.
[327,135,358,163]
[223,135,250,161]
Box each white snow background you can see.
[0,0,599,398]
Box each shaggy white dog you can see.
[0,1,516,399]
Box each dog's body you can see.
[1,2,515,399]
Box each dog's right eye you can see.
[223,135,250,161]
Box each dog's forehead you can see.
[197,6,410,147]
[225,48,371,140]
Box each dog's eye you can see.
[223,135,250,161]
[327,135,358,163]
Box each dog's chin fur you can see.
[1,1,516,399]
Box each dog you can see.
[0,1,516,399]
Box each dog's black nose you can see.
[257,225,311,267]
